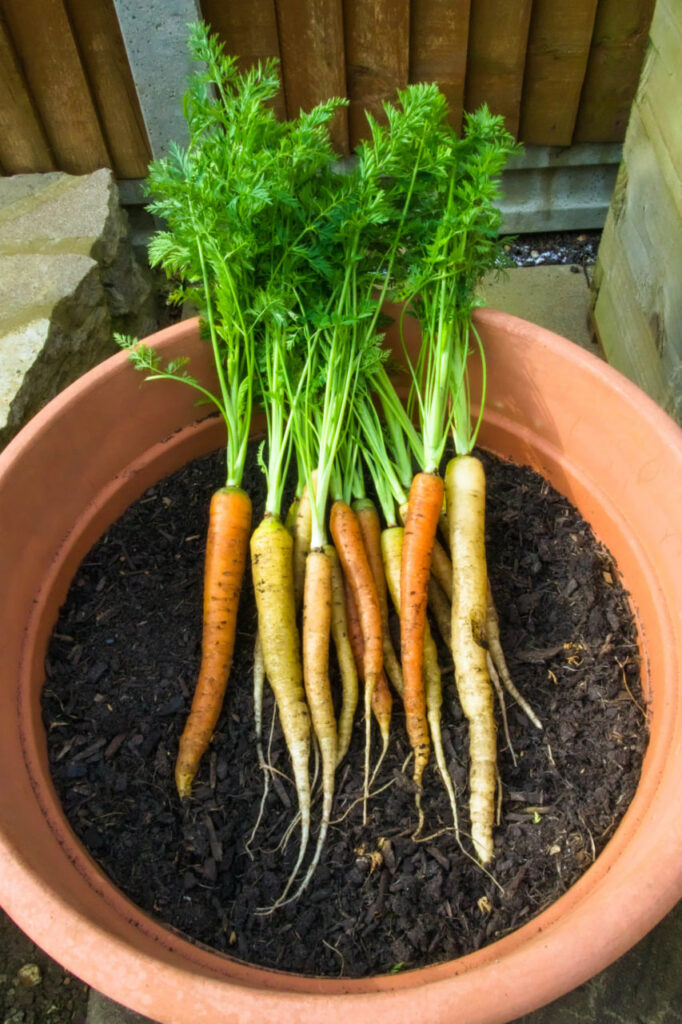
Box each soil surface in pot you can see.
[42,445,647,979]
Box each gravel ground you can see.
[502,230,601,267]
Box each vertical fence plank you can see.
[275,0,349,154]
[574,0,655,144]
[519,0,599,146]
[201,0,286,120]
[409,0,471,132]
[0,15,55,173]
[64,0,151,179]
[464,0,532,138]
[2,0,110,174]
[343,0,410,149]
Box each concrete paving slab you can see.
[479,264,600,357]
[87,990,157,1024]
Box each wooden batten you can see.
[409,0,471,133]
[464,0,532,139]
[275,0,349,155]
[201,0,287,121]
[574,0,656,144]
[344,0,410,149]
[0,15,55,174]
[65,0,151,179]
[592,0,682,420]
[519,0,599,146]
[2,0,111,174]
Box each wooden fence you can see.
[0,0,655,178]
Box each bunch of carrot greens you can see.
[118,21,540,908]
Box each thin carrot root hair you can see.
[175,486,252,799]
[245,632,270,854]
[250,515,312,907]
[486,582,542,730]
[423,625,461,839]
[285,547,338,904]
[330,500,383,825]
[326,544,359,766]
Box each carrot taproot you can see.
[383,524,458,835]
[250,514,311,900]
[399,472,443,803]
[287,546,338,900]
[445,454,496,864]
[329,499,383,820]
[327,544,359,765]
[344,577,392,774]
[293,478,314,611]
[175,486,252,799]
[400,499,452,602]
[355,498,404,698]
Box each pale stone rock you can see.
[0,169,157,449]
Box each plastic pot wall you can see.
[0,309,680,1024]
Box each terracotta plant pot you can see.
[0,310,680,1024]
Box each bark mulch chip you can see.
[42,445,647,979]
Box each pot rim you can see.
[0,309,680,1024]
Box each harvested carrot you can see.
[446,454,496,864]
[355,498,404,698]
[327,544,359,765]
[250,515,312,899]
[175,486,252,799]
[329,500,383,819]
[293,481,313,611]
[344,576,366,681]
[399,500,452,601]
[400,472,443,802]
[345,579,392,771]
[290,547,337,899]
[370,670,393,779]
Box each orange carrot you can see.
[329,500,383,819]
[326,544,358,765]
[175,487,252,799]
[399,472,443,799]
[346,580,392,769]
[355,498,404,698]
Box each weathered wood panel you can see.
[409,0,471,132]
[274,0,349,154]
[344,0,410,148]
[574,0,656,143]
[0,15,55,174]
[519,0,599,145]
[201,0,286,120]
[592,0,682,420]
[2,0,110,174]
[464,0,532,138]
[64,0,151,178]
[0,0,659,180]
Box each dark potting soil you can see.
[42,445,647,979]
